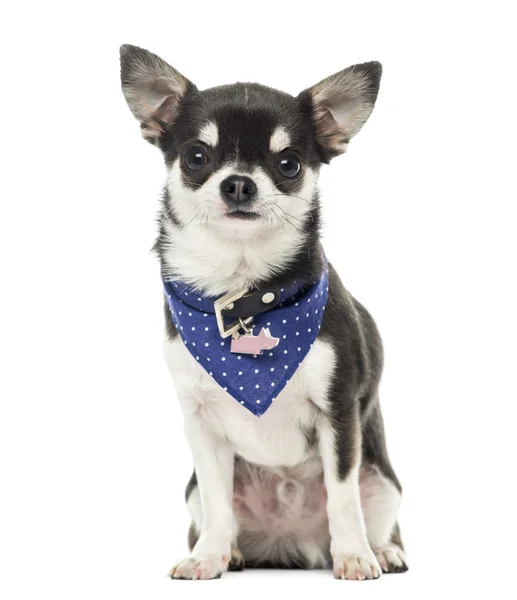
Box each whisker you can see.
[183,208,201,232]
[283,217,303,235]
[267,199,314,226]
[271,203,304,234]
[270,207,286,232]
[263,206,282,232]
[272,202,309,225]
[268,192,313,206]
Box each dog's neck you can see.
[156,205,322,297]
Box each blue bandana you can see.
[163,262,329,416]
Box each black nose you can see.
[220,175,257,207]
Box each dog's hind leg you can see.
[185,471,244,571]
[360,403,408,574]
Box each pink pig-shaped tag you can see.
[230,327,280,355]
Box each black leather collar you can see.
[221,285,286,318]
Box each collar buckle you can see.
[214,288,253,338]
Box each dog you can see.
[120,44,407,580]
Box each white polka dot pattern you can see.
[163,262,329,416]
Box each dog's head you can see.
[120,44,381,243]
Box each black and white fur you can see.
[120,44,407,580]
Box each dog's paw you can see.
[333,552,382,580]
[228,547,245,571]
[168,554,230,580]
[375,545,408,574]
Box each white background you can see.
[1,1,516,598]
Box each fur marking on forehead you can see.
[269,127,291,153]
[198,121,219,147]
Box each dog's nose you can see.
[220,175,257,207]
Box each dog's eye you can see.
[278,155,301,178]
[184,146,209,171]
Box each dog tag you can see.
[230,327,280,355]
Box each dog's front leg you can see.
[169,415,234,580]
[319,406,381,580]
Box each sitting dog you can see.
[120,44,407,580]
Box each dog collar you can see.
[163,260,329,416]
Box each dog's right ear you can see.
[120,44,195,144]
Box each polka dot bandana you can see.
[163,262,329,417]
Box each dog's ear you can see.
[120,44,195,144]
[299,62,382,158]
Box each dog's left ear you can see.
[299,62,382,158]
[120,44,196,144]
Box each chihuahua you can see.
[120,44,407,580]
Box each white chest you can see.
[164,336,336,467]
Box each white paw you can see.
[333,552,382,580]
[375,545,408,573]
[168,554,230,580]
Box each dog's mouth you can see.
[225,210,261,221]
